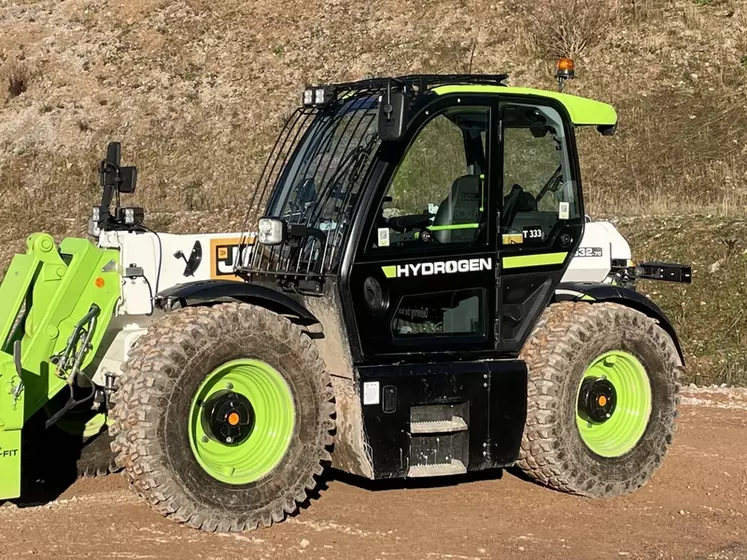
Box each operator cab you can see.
[238,65,617,361]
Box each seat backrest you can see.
[431,175,482,243]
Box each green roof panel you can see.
[432,85,617,127]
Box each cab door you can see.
[344,94,500,363]
[495,97,585,353]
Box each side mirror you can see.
[100,142,121,188]
[100,141,138,193]
[118,166,137,193]
[378,87,408,142]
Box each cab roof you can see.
[320,74,618,131]
[432,85,617,128]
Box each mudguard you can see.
[157,280,320,326]
[554,282,685,363]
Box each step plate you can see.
[407,459,467,478]
[410,416,468,434]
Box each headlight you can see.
[257,218,285,245]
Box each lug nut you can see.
[201,435,209,443]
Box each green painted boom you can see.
[0,233,120,500]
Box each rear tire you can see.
[77,431,118,477]
[517,301,681,497]
[110,303,335,532]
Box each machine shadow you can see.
[323,466,506,492]
[290,466,511,519]
[11,422,84,508]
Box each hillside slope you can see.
[1,0,745,220]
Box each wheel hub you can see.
[578,376,617,423]
[201,390,255,445]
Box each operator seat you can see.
[431,175,482,243]
[502,184,538,231]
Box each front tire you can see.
[110,303,336,532]
[517,301,681,497]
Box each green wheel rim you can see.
[575,351,652,458]
[188,359,296,485]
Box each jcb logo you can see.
[210,238,245,282]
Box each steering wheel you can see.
[535,165,563,205]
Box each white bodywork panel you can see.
[90,220,630,384]
[91,230,249,383]
[90,313,163,386]
[98,230,249,316]
[561,221,631,284]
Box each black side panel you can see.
[497,270,560,354]
[357,360,527,478]
[555,282,685,362]
[157,280,319,325]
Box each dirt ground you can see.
[1,387,746,560]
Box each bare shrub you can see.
[509,0,617,58]
[7,63,29,98]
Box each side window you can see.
[370,106,490,249]
[500,103,577,244]
[391,289,485,338]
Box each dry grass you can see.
[0,0,744,227]
[6,63,29,98]
[616,215,747,386]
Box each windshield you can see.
[266,95,380,232]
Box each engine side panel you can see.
[561,221,632,284]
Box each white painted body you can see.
[98,230,249,316]
[89,219,631,385]
[562,220,632,284]
[91,229,247,385]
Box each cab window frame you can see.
[359,94,497,258]
[497,95,584,248]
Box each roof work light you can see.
[302,85,335,107]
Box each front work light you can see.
[302,85,335,108]
[257,217,286,245]
[115,206,145,226]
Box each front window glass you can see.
[267,95,380,232]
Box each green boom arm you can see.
[0,233,120,500]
